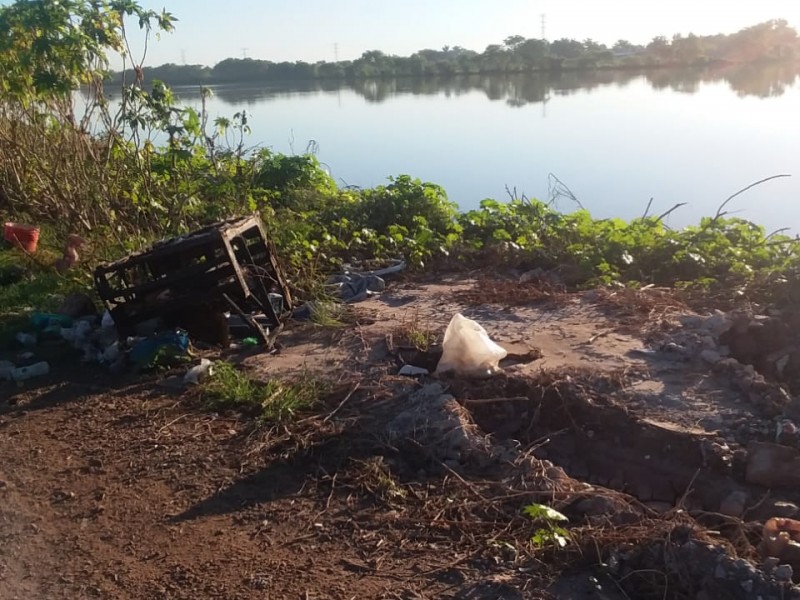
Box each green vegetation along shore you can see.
[1,1,799,316]
[116,20,800,86]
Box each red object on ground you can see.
[3,222,40,253]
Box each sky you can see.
[117,0,800,67]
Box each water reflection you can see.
[169,63,800,107]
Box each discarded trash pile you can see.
[291,259,406,319]
[1,217,295,381]
[94,216,292,347]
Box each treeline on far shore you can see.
[112,20,800,86]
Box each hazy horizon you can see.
[112,0,800,68]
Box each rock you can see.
[704,313,732,338]
[398,364,430,376]
[572,495,621,517]
[700,349,722,365]
[519,268,545,284]
[714,357,740,371]
[645,501,673,514]
[719,490,748,518]
[678,314,704,328]
[774,564,794,582]
[785,398,800,423]
[701,440,732,470]
[776,419,800,446]
[751,500,800,521]
[777,354,791,377]
[701,335,717,349]
[772,501,800,518]
[746,442,800,488]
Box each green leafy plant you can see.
[524,503,570,549]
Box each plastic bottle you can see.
[11,361,50,381]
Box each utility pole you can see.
[541,14,547,41]
[334,42,339,62]
[241,47,249,59]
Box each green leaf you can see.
[523,503,568,522]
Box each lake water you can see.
[169,65,800,232]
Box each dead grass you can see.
[390,307,438,351]
[452,276,568,307]
[352,456,408,502]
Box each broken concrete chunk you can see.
[397,364,429,377]
[700,349,722,365]
[746,442,800,488]
[774,563,794,582]
[678,314,704,328]
[387,384,494,465]
[704,313,732,338]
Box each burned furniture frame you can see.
[94,217,293,346]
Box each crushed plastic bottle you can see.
[11,361,50,381]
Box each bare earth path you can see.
[1,276,797,599]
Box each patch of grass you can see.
[393,308,437,351]
[0,249,93,313]
[202,361,323,422]
[309,299,348,327]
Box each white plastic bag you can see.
[436,313,507,378]
[184,358,214,385]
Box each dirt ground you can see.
[1,274,798,599]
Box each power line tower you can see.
[241,47,249,59]
[334,42,339,62]
[541,14,547,41]
[180,49,187,65]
